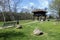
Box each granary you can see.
[32,9,47,21]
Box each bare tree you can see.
[7,0,11,12]
[49,0,60,19]
[0,0,23,22]
[12,0,22,13]
[0,0,6,23]
[0,0,14,22]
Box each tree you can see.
[0,0,6,23]
[49,0,60,18]
[7,0,11,12]
[12,0,22,13]
[0,0,15,22]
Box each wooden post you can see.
[17,20,19,25]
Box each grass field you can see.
[0,20,60,40]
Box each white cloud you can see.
[42,1,48,7]
[21,3,35,10]
[38,0,49,8]
[21,6,31,10]
[22,6,28,9]
[29,2,35,6]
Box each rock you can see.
[39,32,43,35]
[16,25,22,29]
[41,19,43,21]
[48,19,50,21]
[33,28,43,35]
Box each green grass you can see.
[0,22,4,26]
[0,20,33,26]
[19,20,33,24]
[0,20,60,40]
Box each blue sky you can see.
[19,0,52,9]
[0,0,52,13]
[16,0,52,13]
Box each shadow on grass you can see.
[0,31,26,40]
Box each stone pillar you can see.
[37,16,39,20]
[17,20,19,24]
[44,15,46,21]
[39,16,40,21]
[33,15,35,20]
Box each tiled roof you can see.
[32,9,47,13]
